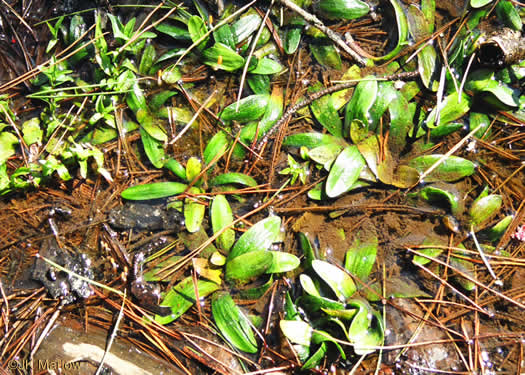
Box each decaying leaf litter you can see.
[0,0,524,373]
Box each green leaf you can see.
[371,0,409,62]
[232,13,262,43]
[425,92,471,129]
[470,112,491,139]
[283,23,303,55]
[209,172,257,187]
[307,143,343,171]
[469,194,502,228]
[220,94,269,122]
[184,187,205,233]
[300,274,321,297]
[202,43,245,72]
[225,250,273,285]
[470,0,493,8]
[344,77,377,132]
[266,252,300,274]
[22,118,43,145]
[187,15,209,50]
[312,259,356,301]
[387,91,412,154]
[211,195,235,252]
[137,109,167,142]
[326,145,365,198]
[155,277,219,325]
[283,132,348,149]
[121,182,187,200]
[298,294,346,312]
[309,39,342,70]
[213,24,236,49]
[315,0,369,20]
[356,135,380,178]
[212,292,258,353]
[204,131,229,166]
[310,83,343,138]
[250,58,283,75]
[228,216,282,260]
[302,342,327,370]
[346,298,384,355]
[344,236,378,281]
[408,154,476,182]
[247,74,270,94]
[140,127,165,169]
[486,215,513,242]
[413,237,445,265]
[420,185,460,215]
[185,157,202,182]
[164,158,186,180]
[150,91,177,112]
[451,248,476,291]
[155,23,191,41]
[139,43,156,75]
[495,1,522,30]
[280,320,313,346]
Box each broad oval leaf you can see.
[121,181,187,200]
[346,298,384,355]
[204,131,229,166]
[344,76,377,131]
[495,1,522,30]
[137,109,168,142]
[209,172,257,187]
[187,15,208,50]
[266,252,300,274]
[315,0,369,20]
[0,132,19,164]
[164,158,186,180]
[471,0,493,8]
[220,94,269,122]
[185,157,202,182]
[225,250,273,285]
[310,83,343,138]
[300,274,321,297]
[307,144,343,171]
[184,187,205,233]
[309,39,342,70]
[283,132,348,149]
[344,236,378,282]
[232,13,262,43]
[211,195,235,252]
[312,259,356,301]
[250,58,283,75]
[469,194,502,227]
[425,92,471,128]
[202,43,244,72]
[420,185,460,215]
[228,216,282,260]
[212,292,258,353]
[413,237,446,265]
[155,277,219,325]
[140,127,165,169]
[302,342,327,370]
[408,154,476,182]
[326,145,366,198]
[280,320,312,346]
